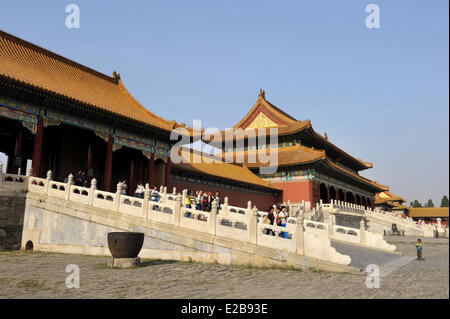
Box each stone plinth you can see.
[108,257,141,268]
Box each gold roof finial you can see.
[324,132,328,140]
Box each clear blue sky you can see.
[0,0,448,206]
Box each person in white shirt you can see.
[195,190,202,210]
[151,186,159,202]
[134,182,145,198]
[277,206,288,239]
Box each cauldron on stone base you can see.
[107,232,144,258]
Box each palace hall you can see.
[0,30,388,209]
[205,89,388,209]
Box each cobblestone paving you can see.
[0,238,448,299]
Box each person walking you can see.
[416,238,423,260]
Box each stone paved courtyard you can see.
[0,237,448,299]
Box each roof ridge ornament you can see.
[258,88,266,99]
[112,71,121,82]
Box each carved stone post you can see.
[296,214,305,255]
[181,189,187,206]
[359,219,366,245]
[143,183,150,218]
[248,206,259,245]
[328,214,334,239]
[246,201,252,217]
[172,187,177,195]
[173,193,182,227]
[222,196,229,216]
[65,174,73,200]
[209,200,218,235]
[44,170,52,194]
[88,178,97,206]
[114,182,122,212]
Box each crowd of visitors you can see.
[262,205,288,238]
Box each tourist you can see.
[62,174,69,183]
[121,180,128,195]
[206,192,213,212]
[74,170,83,186]
[277,206,288,238]
[201,192,209,212]
[214,191,221,210]
[134,182,145,198]
[195,191,202,210]
[416,238,423,260]
[151,186,159,202]
[81,171,88,187]
[266,207,275,236]
[184,192,192,218]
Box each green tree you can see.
[441,195,449,207]
[412,200,422,207]
[426,199,434,207]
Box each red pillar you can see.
[164,157,171,188]
[309,180,314,206]
[326,185,331,203]
[32,117,44,177]
[11,125,23,174]
[343,191,347,203]
[148,153,155,187]
[103,136,113,192]
[129,159,136,195]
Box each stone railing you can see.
[0,163,31,192]
[322,199,367,215]
[24,170,352,266]
[317,200,438,237]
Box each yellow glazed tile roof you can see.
[375,191,405,204]
[0,30,175,132]
[173,149,280,191]
[226,144,326,168]
[408,207,449,218]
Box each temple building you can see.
[1,30,390,209]
[0,30,280,207]
[374,191,409,214]
[0,30,180,196]
[206,90,389,208]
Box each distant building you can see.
[408,207,449,226]
[374,191,409,215]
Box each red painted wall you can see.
[270,180,312,204]
[170,180,279,211]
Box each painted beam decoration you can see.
[0,96,171,157]
[114,128,155,156]
[0,96,39,133]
